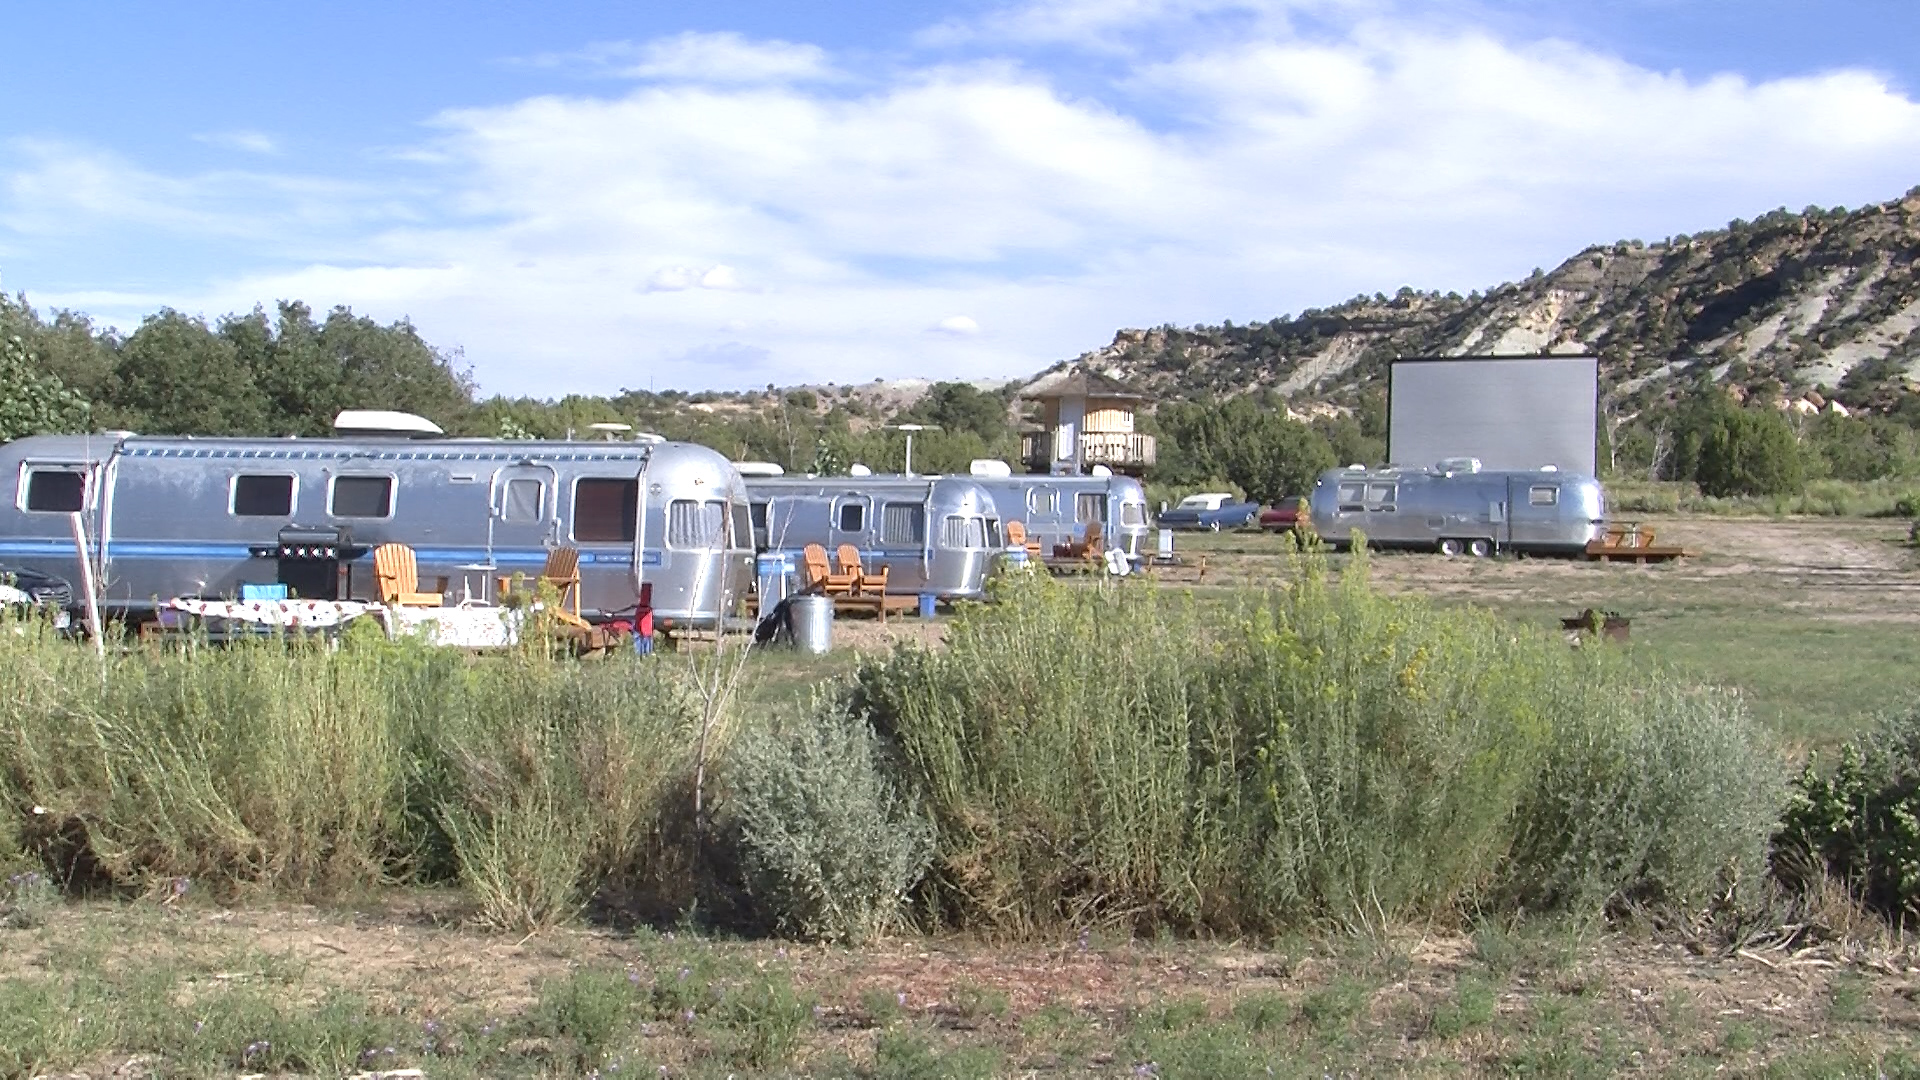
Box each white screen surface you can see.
[1388,355,1598,475]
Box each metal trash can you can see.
[918,593,937,619]
[756,553,796,621]
[789,594,833,654]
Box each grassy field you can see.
[6,513,1920,1076]
[1161,515,1920,750]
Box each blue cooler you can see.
[1002,545,1030,571]
[756,553,795,621]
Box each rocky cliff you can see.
[1056,189,1920,415]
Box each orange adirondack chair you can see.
[1005,520,1044,560]
[372,543,444,607]
[801,543,856,595]
[835,543,889,596]
[1055,521,1104,562]
[499,547,584,622]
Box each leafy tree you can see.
[112,309,269,435]
[225,302,474,435]
[905,381,1014,446]
[1695,403,1806,497]
[0,332,91,442]
[1153,397,1336,502]
[0,295,118,407]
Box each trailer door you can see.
[1506,477,1560,549]
[490,464,560,557]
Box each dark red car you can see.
[1259,497,1310,532]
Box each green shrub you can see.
[432,655,701,928]
[531,966,640,1072]
[0,626,707,921]
[711,973,814,1070]
[1776,707,1920,920]
[852,545,1782,936]
[720,701,933,943]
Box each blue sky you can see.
[3,0,1917,397]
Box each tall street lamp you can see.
[888,423,939,475]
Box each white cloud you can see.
[700,264,744,289]
[645,264,747,291]
[646,266,695,291]
[193,130,279,155]
[8,16,1920,398]
[530,31,838,84]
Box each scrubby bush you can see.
[852,545,1783,935]
[1775,708,1920,921]
[0,617,706,924]
[720,700,933,943]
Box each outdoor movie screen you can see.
[1386,354,1598,475]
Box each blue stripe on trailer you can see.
[0,539,655,567]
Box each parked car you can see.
[0,564,74,629]
[1259,496,1310,532]
[1158,492,1261,531]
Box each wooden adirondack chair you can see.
[800,543,856,595]
[1005,520,1043,560]
[1056,521,1104,563]
[372,543,444,607]
[835,543,889,596]
[499,547,584,622]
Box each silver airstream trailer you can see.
[0,423,755,627]
[743,474,1003,599]
[1308,460,1607,556]
[963,464,1151,557]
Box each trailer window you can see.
[502,478,544,522]
[836,501,866,533]
[729,501,752,549]
[1528,485,1559,507]
[232,474,295,517]
[1075,493,1108,524]
[985,518,1002,547]
[1027,487,1057,515]
[573,477,638,542]
[330,475,393,518]
[1120,502,1146,527]
[1365,483,1397,512]
[749,501,768,531]
[942,515,987,549]
[667,500,725,549]
[22,468,87,513]
[1336,482,1365,512]
[881,503,925,545]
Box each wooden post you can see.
[68,512,105,658]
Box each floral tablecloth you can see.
[166,598,375,629]
[375,605,522,649]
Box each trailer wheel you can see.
[1468,538,1493,558]
[1208,520,1222,532]
[1436,537,1463,557]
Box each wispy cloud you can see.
[524,31,838,84]
[193,129,279,155]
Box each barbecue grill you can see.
[249,525,368,601]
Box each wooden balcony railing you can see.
[1020,431,1157,471]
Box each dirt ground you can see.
[11,895,1920,1076]
[1146,516,1920,623]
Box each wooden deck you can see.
[1584,523,1691,563]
